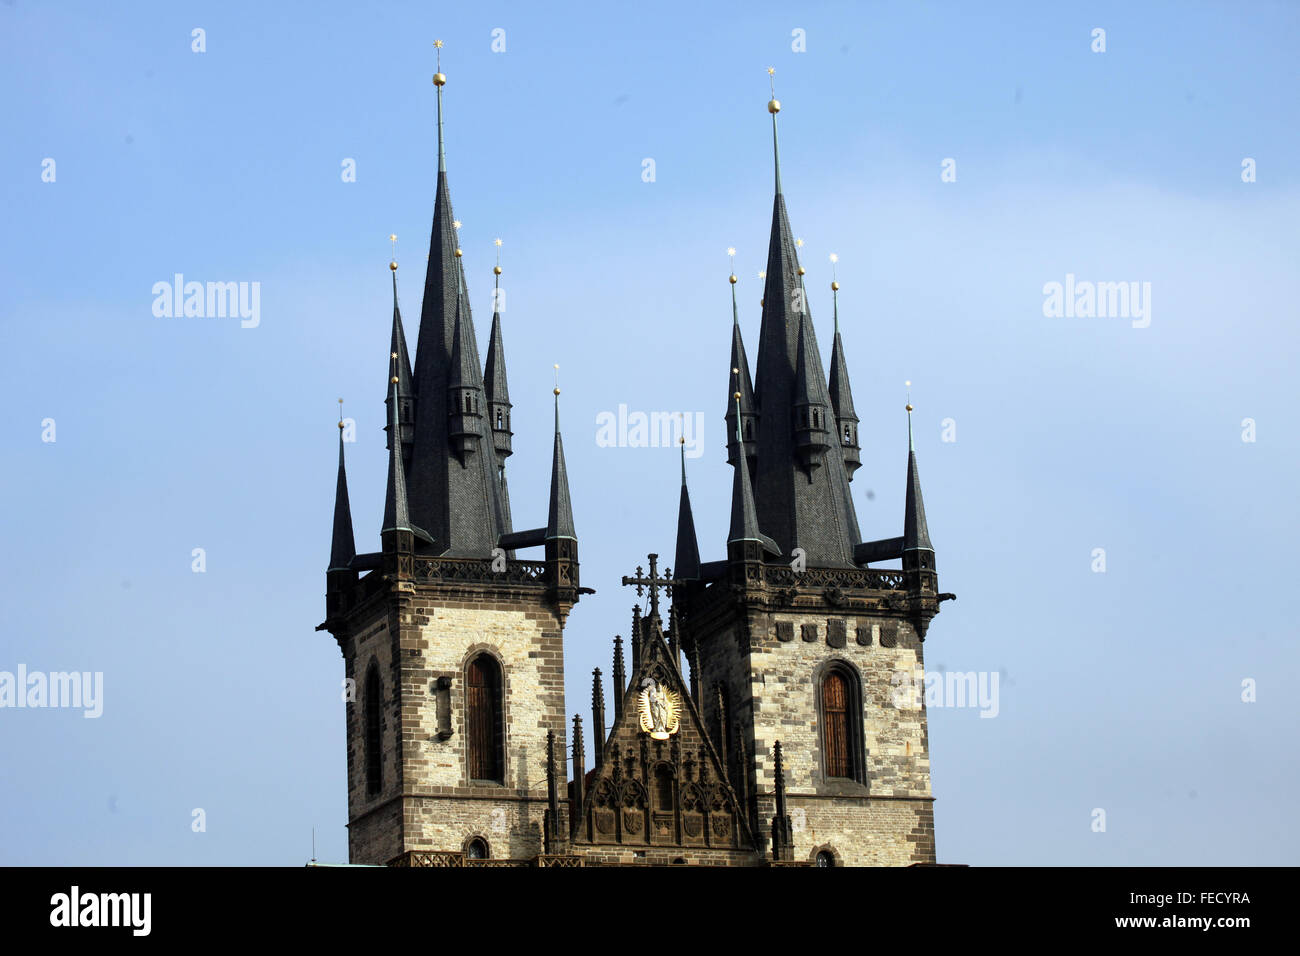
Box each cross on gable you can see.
[620,553,682,620]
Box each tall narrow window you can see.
[822,672,851,778]
[653,765,674,810]
[467,655,503,782]
[364,662,382,796]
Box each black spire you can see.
[446,270,486,465]
[903,404,934,557]
[328,417,356,572]
[591,668,606,769]
[728,390,765,548]
[724,270,758,470]
[826,276,861,479]
[483,250,514,529]
[673,442,701,581]
[382,360,413,537]
[407,56,508,555]
[792,312,832,474]
[612,636,626,721]
[385,258,414,460]
[545,389,576,542]
[748,85,862,567]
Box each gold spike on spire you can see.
[727,246,737,284]
[389,233,398,271]
[338,398,344,429]
[493,237,503,275]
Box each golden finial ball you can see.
[734,391,742,401]
[797,266,805,276]
[729,273,737,285]
[391,376,400,385]
[493,265,502,275]
[831,280,839,291]
[338,420,345,430]
[760,298,765,307]
[906,403,914,412]
[454,248,463,258]
[433,72,446,86]
[390,260,398,271]
[768,98,781,114]
[553,387,561,396]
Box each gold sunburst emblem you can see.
[637,678,681,740]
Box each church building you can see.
[317,50,954,867]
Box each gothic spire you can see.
[328,408,356,572]
[728,388,764,547]
[407,47,508,553]
[724,259,757,470]
[903,398,933,555]
[749,76,861,566]
[545,382,576,542]
[385,251,414,457]
[673,440,701,581]
[484,243,514,533]
[382,357,412,535]
[483,244,511,409]
[826,261,861,479]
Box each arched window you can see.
[843,423,852,443]
[364,661,382,796]
[653,765,674,810]
[466,654,504,782]
[465,837,489,860]
[820,665,865,784]
[495,409,504,429]
[815,850,836,867]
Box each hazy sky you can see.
[1,0,1296,866]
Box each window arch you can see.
[364,660,382,796]
[818,663,865,785]
[464,836,489,860]
[466,654,504,782]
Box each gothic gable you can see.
[577,613,752,851]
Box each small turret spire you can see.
[728,386,763,545]
[385,237,414,456]
[328,401,356,571]
[674,437,701,581]
[545,366,576,541]
[826,252,861,479]
[725,249,757,470]
[382,357,413,535]
[903,383,934,555]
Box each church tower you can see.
[318,48,585,866]
[650,75,955,866]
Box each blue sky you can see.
[1,0,1297,865]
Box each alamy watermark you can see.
[1,665,103,718]
[595,405,705,459]
[151,274,260,328]
[890,666,999,718]
[1042,273,1150,328]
